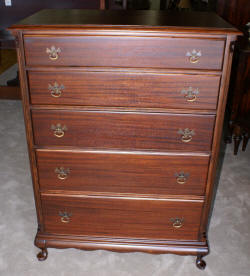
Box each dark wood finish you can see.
[216,0,250,154]
[41,194,203,240]
[199,35,237,238]
[13,31,46,236]
[216,0,250,30]
[0,2,107,102]
[230,47,250,154]
[35,233,208,256]
[108,0,127,10]
[196,255,206,270]
[37,248,48,261]
[0,1,104,29]
[24,35,225,70]
[32,109,215,151]
[11,9,238,33]
[0,86,21,100]
[9,9,240,269]
[36,150,210,196]
[0,30,21,99]
[100,0,106,10]
[28,71,221,110]
[229,47,250,124]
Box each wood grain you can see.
[41,194,203,241]
[36,150,210,196]
[199,35,238,237]
[28,71,221,110]
[0,86,21,100]
[31,109,215,151]
[35,232,208,255]
[9,8,239,264]
[24,35,225,70]
[9,9,240,35]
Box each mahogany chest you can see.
[9,9,240,269]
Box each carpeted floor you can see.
[0,100,249,276]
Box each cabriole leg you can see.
[242,133,249,151]
[37,248,48,261]
[196,255,206,270]
[233,125,242,155]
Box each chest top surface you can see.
[9,9,240,35]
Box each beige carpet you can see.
[0,100,249,276]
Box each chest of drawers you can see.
[9,9,240,270]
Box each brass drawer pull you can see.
[59,211,72,223]
[170,217,184,229]
[46,46,61,61]
[181,87,199,102]
[174,172,189,185]
[178,128,195,143]
[48,82,65,98]
[51,123,67,138]
[55,167,70,180]
[186,49,202,63]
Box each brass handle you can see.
[48,82,65,98]
[182,135,192,143]
[170,218,184,229]
[59,211,72,223]
[181,87,199,102]
[187,94,197,102]
[54,129,64,138]
[46,46,61,61]
[176,177,186,185]
[175,172,189,185]
[186,50,202,64]
[178,128,195,143]
[55,167,70,180]
[51,124,67,138]
[61,216,70,223]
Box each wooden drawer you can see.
[36,150,210,196]
[24,35,225,70]
[41,194,203,241]
[28,71,220,110]
[31,110,215,151]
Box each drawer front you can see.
[24,36,225,70]
[36,150,209,196]
[32,110,215,151]
[28,71,220,110]
[41,194,203,240]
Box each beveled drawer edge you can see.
[41,191,204,202]
[22,28,229,37]
[35,147,211,157]
[30,105,217,115]
[25,65,224,73]
[34,146,212,156]
[22,31,228,39]
[26,66,223,76]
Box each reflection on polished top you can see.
[10,9,240,34]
